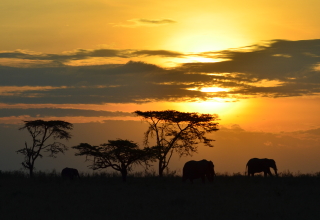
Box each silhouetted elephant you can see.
[246,158,278,177]
[182,159,215,183]
[61,167,80,180]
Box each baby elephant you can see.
[61,167,80,180]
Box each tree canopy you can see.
[134,110,219,176]
[17,120,73,177]
[73,139,151,182]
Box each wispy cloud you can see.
[134,18,177,24]
[0,48,183,66]
[112,18,177,28]
[131,50,183,57]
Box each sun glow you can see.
[183,56,217,63]
[187,87,230,93]
[200,87,230,93]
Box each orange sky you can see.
[2,1,320,54]
[1,0,320,173]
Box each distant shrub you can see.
[0,170,27,178]
[232,172,244,177]
[279,170,294,177]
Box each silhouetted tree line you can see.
[16,110,220,181]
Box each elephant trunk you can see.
[273,166,278,177]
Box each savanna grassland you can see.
[1,171,320,220]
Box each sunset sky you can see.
[1,0,320,174]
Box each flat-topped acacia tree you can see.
[73,139,151,182]
[17,120,73,178]
[134,110,219,177]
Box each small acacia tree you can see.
[73,139,151,182]
[17,120,73,177]
[134,110,219,177]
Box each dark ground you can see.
[1,171,320,220]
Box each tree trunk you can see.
[158,160,165,177]
[29,166,34,178]
[121,169,127,182]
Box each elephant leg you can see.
[264,171,272,177]
[266,168,272,177]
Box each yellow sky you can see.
[1,0,320,54]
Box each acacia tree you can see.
[73,139,151,182]
[134,110,219,177]
[17,120,73,177]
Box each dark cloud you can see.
[0,108,133,118]
[1,39,320,105]
[0,50,128,62]
[0,49,183,63]
[0,60,213,104]
[179,39,320,97]
[182,39,320,79]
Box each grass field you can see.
[1,171,320,220]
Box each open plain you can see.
[1,171,320,220]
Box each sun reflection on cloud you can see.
[187,87,230,93]
[182,56,217,63]
[200,87,230,93]
[0,86,67,95]
[247,79,284,87]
